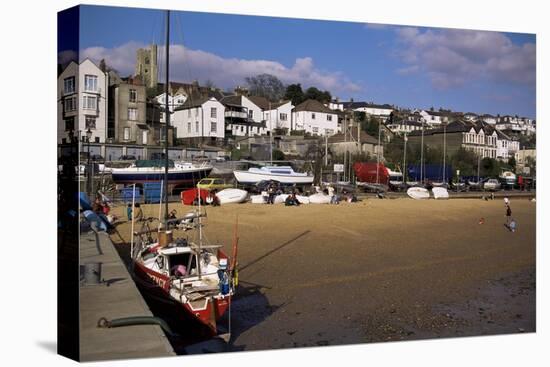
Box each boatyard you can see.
[105,196,535,352]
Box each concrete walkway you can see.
[79,229,174,361]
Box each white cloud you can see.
[80,42,361,93]
[395,27,535,89]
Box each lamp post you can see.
[86,128,93,197]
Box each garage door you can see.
[105,146,123,161]
[126,147,145,160]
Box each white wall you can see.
[172,98,225,139]
[57,59,108,144]
[263,101,294,134]
[292,110,338,136]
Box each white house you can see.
[419,110,450,127]
[495,130,520,160]
[155,92,188,124]
[57,59,108,144]
[292,99,338,136]
[327,99,344,111]
[480,114,497,125]
[221,95,266,137]
[172,97,225,140]
[340,101,394,120]
[247,96,294,134]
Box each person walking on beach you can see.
[505,203,512,226]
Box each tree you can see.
[245,74,285,101]
[272,149,286,161]
[285,84,305,106]
[508,156,517,171]
[304,87,331,104]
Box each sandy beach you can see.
[109,197,536,351]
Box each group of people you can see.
[326,185,358,205]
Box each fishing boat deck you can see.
[79,230,174,361]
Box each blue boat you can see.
[111,160,212,189]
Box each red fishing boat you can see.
[131,215,238,337]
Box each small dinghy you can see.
[295,195,310,204]
[215,189,248,205]
[309,193,331,204]
[407,187,430,200]
[432,187,449,200]
[250,194,267,204]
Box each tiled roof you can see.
[294,99,336,113]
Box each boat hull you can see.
[132,259,230,336]
[233,170,313,185]
[407,187,430,200]
[111,167,212,187]
[215,189,248,204]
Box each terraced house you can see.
[408,120,498,159]
[57,59,108,144]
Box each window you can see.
[64,77,75,94]
[128,108,138,121]
[280,113,287,121]
[327,114,332,121]
[211,107,217,118]
[248,110,254,119]
[194,108,198,117]
[83,95,97,110]
[196,121,199,133]
[311,113,316,119]
[64,96,76,112]
[123,127,130,140]
[84,75,98,92]
[211,122,217,132]
[142,130,148,145]
[64,117,74,131]
[85,116,96,129]
[129,89,137,103]
[240,126,244,132]
[187,122,191,133]
[187,109,191,118]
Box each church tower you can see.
[135,44,158,89]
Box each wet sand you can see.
[109,198,536,351]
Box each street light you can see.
[86,128,93,197]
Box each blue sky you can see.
[60,5,536,118]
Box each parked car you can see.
[197,178,233,191]
[120,155,136,160]
[483,179,501,191]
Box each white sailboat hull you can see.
[432,187,449,199]
[233,170,314,184]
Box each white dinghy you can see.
[407,187,430,200]
[309,193,331,204]
[432,187,449,200]
[215,189,248,205]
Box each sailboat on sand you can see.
[129,10,237,339]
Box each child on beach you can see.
[127,204,132,220]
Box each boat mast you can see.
[420,120,424,183]
[403,133,407,183]
[376,118,381,184]
[443,122,446,183]
[163,10,170,227]
[269,101,273,165]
